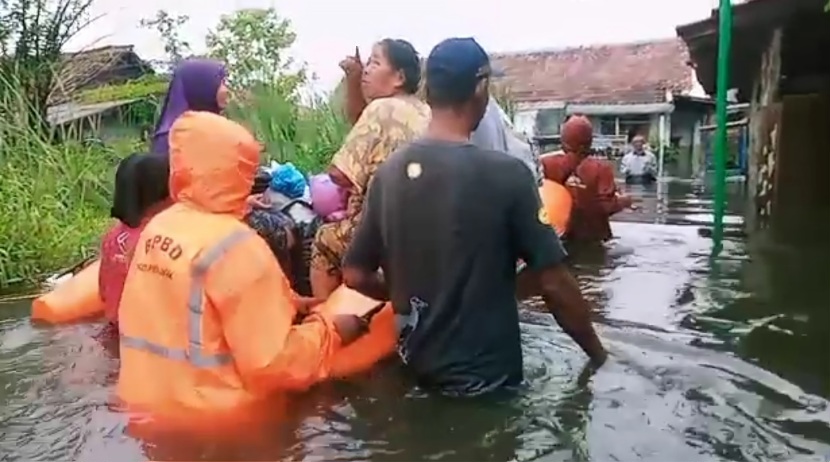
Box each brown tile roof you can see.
[490,38,694,105]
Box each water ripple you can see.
[0,180,828,461]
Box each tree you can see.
[140,10,190,70]
[205,8,305,95]
[0,0,96,129]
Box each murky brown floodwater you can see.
[1,177,829,462]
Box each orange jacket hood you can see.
[168,111,260,217]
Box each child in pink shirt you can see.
[99,153,170,328]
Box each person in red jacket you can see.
[99,152,171,328]
[541,116,634,242]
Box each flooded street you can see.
[1,178,829,462]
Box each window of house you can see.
[618,115,652,142]
[534,108,566,136]
[594,116,618,136]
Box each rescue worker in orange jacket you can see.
[116,110,368,417]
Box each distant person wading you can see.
[541,116,636,242]
[620,134,658,184]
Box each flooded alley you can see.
[1,178,828,462]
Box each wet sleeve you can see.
[508,162,568,270]
[595,162,626,215]
[343,172,383,272]
[207,233,341,393]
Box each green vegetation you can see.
[0,6,349,291]
[76,75,169,104]
[0,76,138,288]
[228,87,349,174]
[0,76,348,290]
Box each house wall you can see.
[747,28,783,232]
[746,25,830,243]
[513,110,538,137]
[774,93,830,244]
[57,109,146,144]
[670,108,711,177]
[670,109,698,150]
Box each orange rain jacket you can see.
[116,111,343,416]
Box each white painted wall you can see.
[513,110,537,137]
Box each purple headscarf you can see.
[151,59,227,155]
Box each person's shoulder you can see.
[582,156,616,178]
[377,144,409,174]
[218,223,280,274]
[365,96,430,118]
[359,98,396,121]
[375,139,424,174]
[478,147,534,179]
[540,151,568,169]
[585,155,615,167]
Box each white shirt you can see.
[621,150,657,176]
[470,97,543,185]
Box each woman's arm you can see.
[340,48,367,126]
[344,77,367,126]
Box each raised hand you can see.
[339,46,363,78]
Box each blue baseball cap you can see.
[426,37,494,100]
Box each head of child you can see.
[111,152,170,228]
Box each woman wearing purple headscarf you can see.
[151,59,230,155]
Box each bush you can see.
[0,75,348,290]
[227,85,349,174]
[0,76,140,289]
[76,74,169,104]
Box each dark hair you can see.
[110,152,170,228]
[425,79,479,108]
[379,38,421,95]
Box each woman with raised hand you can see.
[310,39,430,298]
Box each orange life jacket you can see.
[116,111,342,417]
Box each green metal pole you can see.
[712,0,733,252]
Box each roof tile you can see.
[490,38,693,105]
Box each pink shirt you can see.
[98,202,169,327]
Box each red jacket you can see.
[542,153,626,242]
[98,202,170,327]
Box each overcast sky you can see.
[68,0,722,92]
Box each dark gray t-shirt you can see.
[344,139,567,396]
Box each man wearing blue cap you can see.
[343,37,607,396]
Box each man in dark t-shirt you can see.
[343,37,607,396]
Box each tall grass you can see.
[227,85,350,174]
[0,75,349,290]
[0,75,135,289]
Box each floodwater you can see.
[1,177,829,462]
